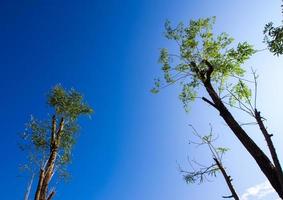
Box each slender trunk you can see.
[255,109,283,191]
[203,80,283,198]
[24,173,35,200]
[34,116,64,200]
[213,158,239,200]
[194,60,283,198]
[39,117,63,200]
[39,149,58,200]
[34,169,45,200]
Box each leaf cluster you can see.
[152,17,255,111]
[182,126,230,185]
[20,85,93,176]
[48,85,93,120]
[264,22,283,56]
[184,164,219,184]
[228,80,252,106]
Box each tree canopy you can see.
[152,17,255,111]
[153,16,283,199]
[20,85,93,200]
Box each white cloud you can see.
[241,181,277,200]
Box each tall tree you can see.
[152,17,283,199]
[20,85,93,200]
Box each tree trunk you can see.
[198,61,283,198]
[34,116,64,200]
[255,109,283,192]
[34,169,45,200]
[213,158,239,200]
[39,149,58,200]
[203,80,283,198]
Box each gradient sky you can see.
[1,0,283,199]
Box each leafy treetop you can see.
[20,85,93,178]
[152,17,255,111]
[48,85,93,120]
[264,22,283,56]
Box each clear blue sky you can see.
[0,0,283,199]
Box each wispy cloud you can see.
[241,181,278,200]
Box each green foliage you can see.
[179,83,197,112]
[20,85,93,176]
[229,80,252,106]
[152,17,255,110]
[183,165,220,184]
[48,85,93,120]
[216,147,230,159]
[28,117,49,150]
[150,78,161,94]
[202,133,213,143]
[183,126,230,185]
[264,22,283,56]
[216,147,230,154]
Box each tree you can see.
[152,17,283,199]
[181,125,239,200]
[20,85,93,200]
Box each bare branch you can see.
[185,124,240,200]
[51,115,56,151]
[202,97,218,109]
[251,68,258,109]
[214,158,240,200]
[47,189,55,200]
[226,87,254,117]
[254,109,283,190]
[34,169,45,200]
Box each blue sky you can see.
[0,0,283,199]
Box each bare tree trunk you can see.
[34,169,45,200]
[213,158,239,200]
[39,149,58,200]
[40,117,63,200]
[255,109,283,192]
[199,60,283,198]
[34,116,64,200]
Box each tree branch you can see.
[51,115,56,151]
[255,109,283,191]
[56,117,64,147]
[34,169,45,200]
[214,158,239,200]
[202,97,218,109]
[204,60,214,83]
[201,69,282,197]
[46,190,55,200]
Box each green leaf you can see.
[153,17,254,110]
